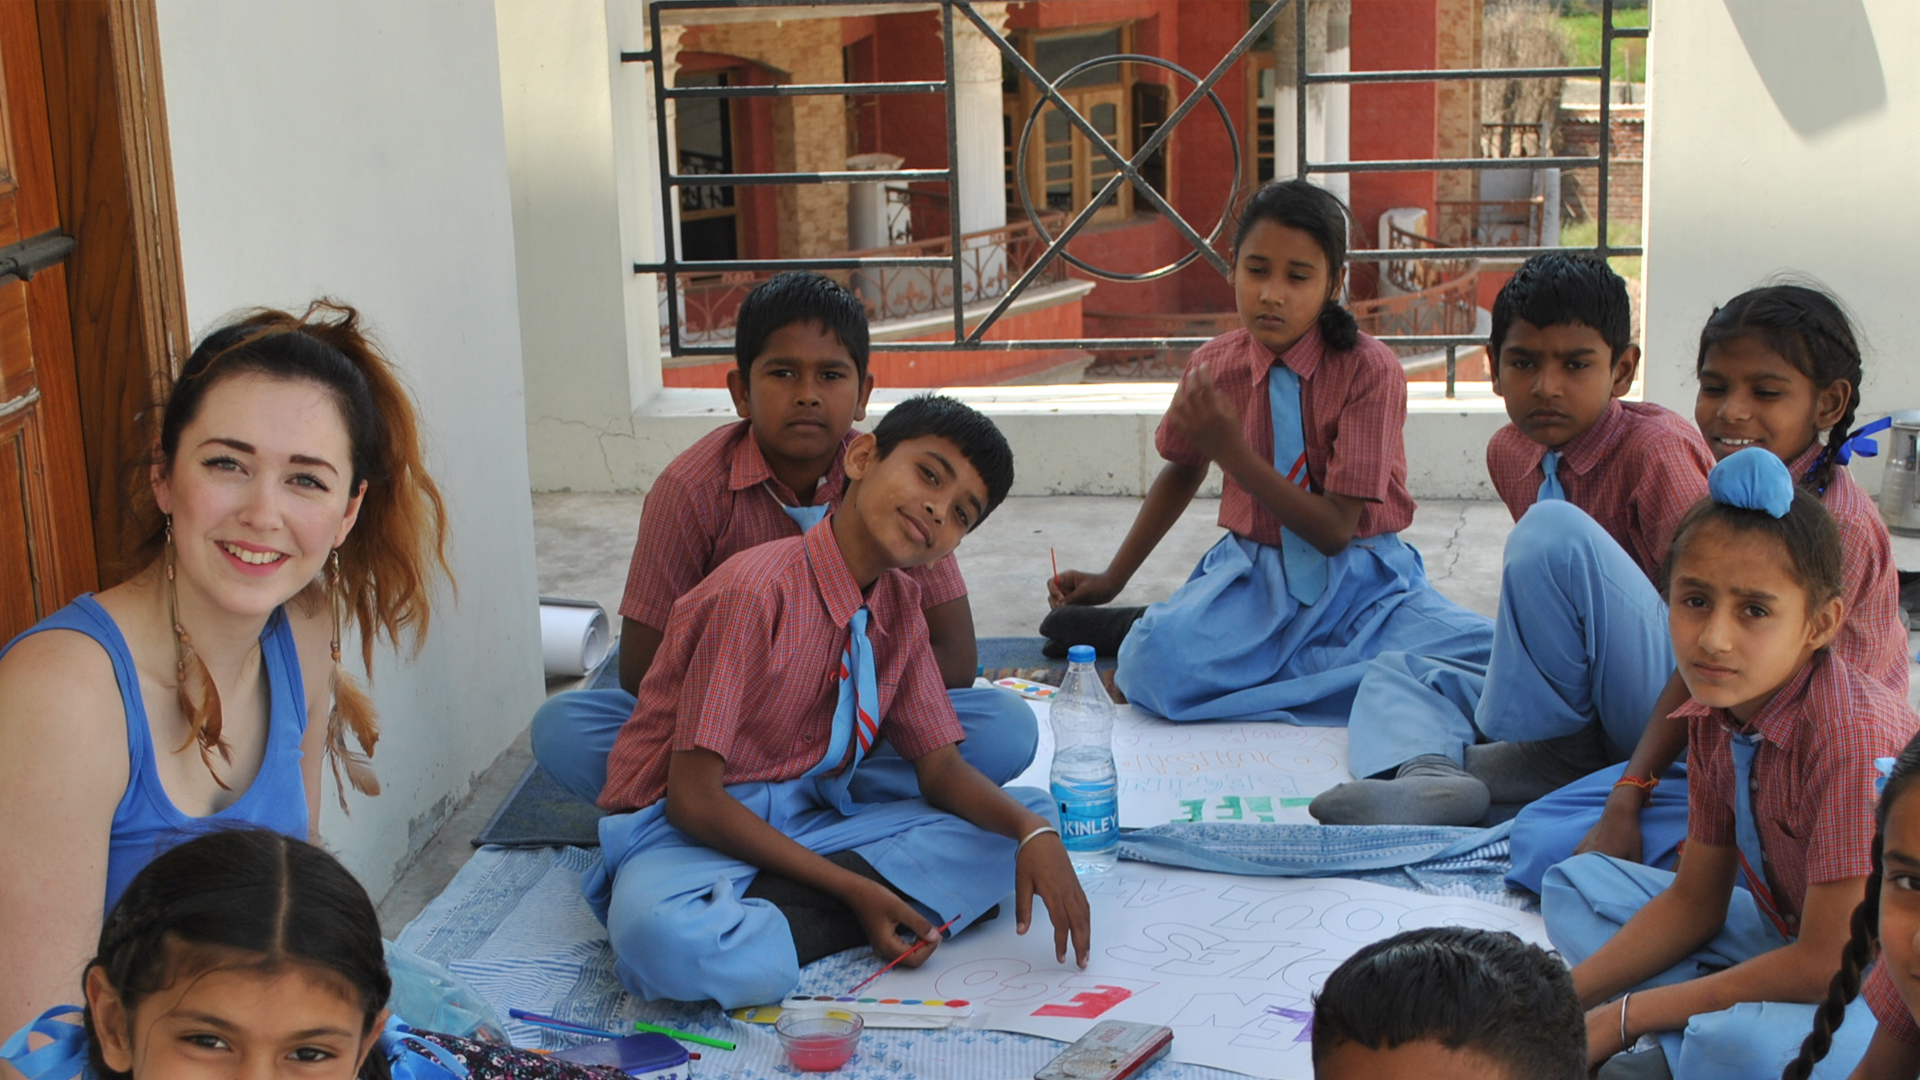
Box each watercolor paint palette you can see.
[994,676,1058,700]
[730,1004,946,1030]
[777,994,975,1027]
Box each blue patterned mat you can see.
[398,827,1529,1080]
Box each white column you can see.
[949,2,1008,303]
[1323,1,1351,205]
[1273,7,1298,179]
[951,2,1009,236]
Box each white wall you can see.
[497,0,665,492]
[156,0,544,897]
[1642,0,1920,496]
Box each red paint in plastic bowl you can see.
[775,1009,863,1072]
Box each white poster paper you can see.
[1007,702,1352,828]
[868,864,1547,1080]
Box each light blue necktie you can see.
[811,606,880,813]
[1537,449,1566,502]
[1729,731,1792,941]
[769,482,830,531]
[1268,364,1327,605]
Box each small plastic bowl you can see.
[775,1008,863,1072]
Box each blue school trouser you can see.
[529,685,1039,804]
[1116,531,1492,725]
[1345,500,1675,780]
[1505,762,1690,893]
[583,776,1054,1008]
[1545,853,1875,1079]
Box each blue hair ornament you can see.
[1878,757,1898,798]
[378,1018,472,1080]
[1834,416,1893,466]
[0,1007,88,1080]
[1707,446,1795,518]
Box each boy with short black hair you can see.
[1483,251,1712,580]
[1315,253,1714,827]
[530,272,1035,807]
[1312,927,1584,1080]
[585,395,1089,1009]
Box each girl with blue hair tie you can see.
[0,829,628,1080]
[1549,449,1920,1079]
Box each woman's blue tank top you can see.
[1,594,310,912]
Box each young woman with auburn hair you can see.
[0,300,451,1049]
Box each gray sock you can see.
[1464,724,1615,804]
[1308,755,1490,826]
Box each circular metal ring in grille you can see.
[1014,53,1243,283]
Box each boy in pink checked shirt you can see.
[1319,252,1713,827]
[583,395,1089,1009]
[530,272,1034,807]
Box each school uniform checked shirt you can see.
[1157,325,1417,544]
[599,519,964,813]
[619,419,965,631]
[1486,399,1712,584]
[1787,442,1909,694]
[1680,651,1920,929]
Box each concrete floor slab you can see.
[528,492,1514,636]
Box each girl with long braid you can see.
[1779,733,1920,1080]
[1509,282,1909,894]
[1549,448,1918,1077]
[0,301,450,1051]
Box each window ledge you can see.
[636,379,1512,419]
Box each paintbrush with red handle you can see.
[845,913,963,996]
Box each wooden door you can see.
[0,0,98,640]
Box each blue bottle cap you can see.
[1067,644,1096,664]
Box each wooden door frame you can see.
[32,0,190,589]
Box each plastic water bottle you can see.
[1049,644,1119,876]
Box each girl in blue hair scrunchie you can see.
[1545,448,1920,1078]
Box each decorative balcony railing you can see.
[1081,311,1240,380]
[660,211,1071,352]
[1383,223,1479,295]
[1435,197,1547,249]
[1353,266,1480,349]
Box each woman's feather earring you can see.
[326,548,382,810]
[166,516,232,788]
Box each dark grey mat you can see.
[977,635,1116,678]
[473,645,619,848]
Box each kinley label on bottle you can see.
[1058,799,1119,848]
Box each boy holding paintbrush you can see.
[584,395,1092,1009]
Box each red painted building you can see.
[660,0,1500,386]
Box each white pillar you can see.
[1323,1,1351,205]
[951,2,1009,236]
[1273,7,1299,179]
[949,2,1008,303]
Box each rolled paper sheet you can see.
[538,599,610,678]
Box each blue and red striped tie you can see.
[1269,363,1327,605]
[815,606,879,812]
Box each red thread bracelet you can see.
[1613,774,1659,794]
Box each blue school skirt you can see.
[1116,532,1493,725]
